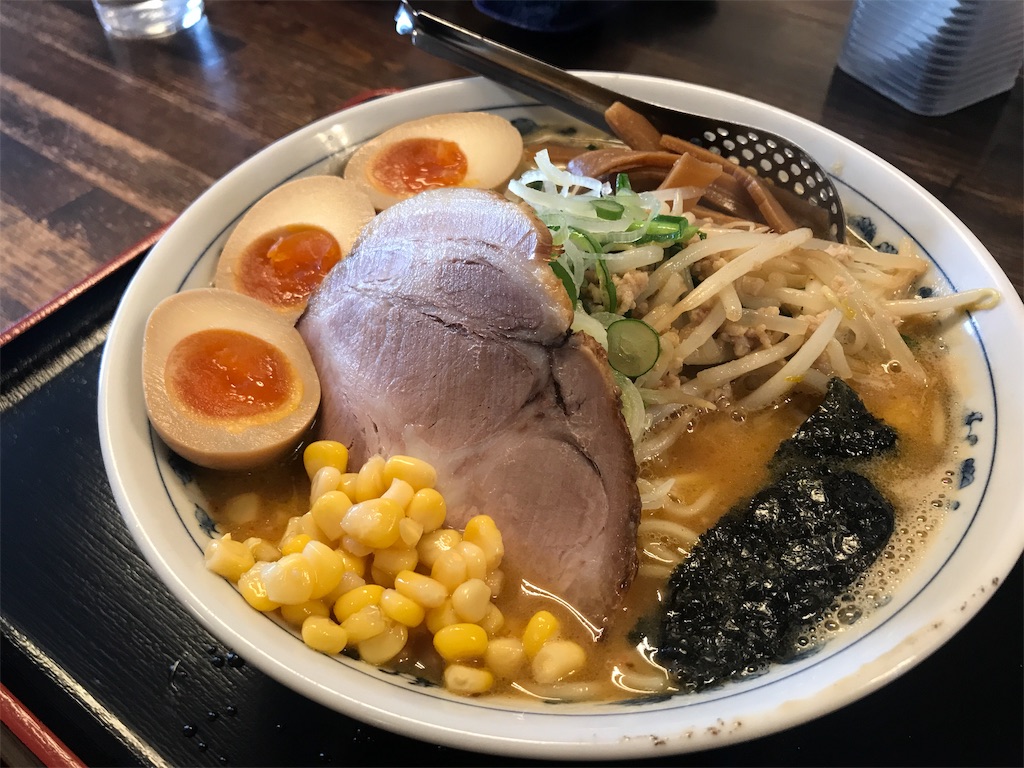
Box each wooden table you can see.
[1,0,1021,332]
[1,2,1021,766]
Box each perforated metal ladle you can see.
[395,1,846,242]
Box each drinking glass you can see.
[91,0,205,39]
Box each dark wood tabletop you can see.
[1,0,1021,333]
[1,2,1022,766]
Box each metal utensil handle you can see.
[395,1,703,137]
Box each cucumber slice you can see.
[606,318,660,378]
[596,258,617,313]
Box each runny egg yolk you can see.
[369,137,468,195]
[166,328,296,421]
[238,225,341,309]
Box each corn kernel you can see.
[355,455,387,501]
[531,640,586,684]
[381,478,414,509]
[303,541,345,599]
[244,537,281,563]
[451,579,492,624]
[309,466,342,506]
[484,569,504,598]
[303,440,349,479]
[358,621,408,665]
[336,548,366,577]
[333,584,385,622]
[416,528,461,569]
[341,605,386,643]
[431,549,468,593]
[280,512,328,547]
[485,637,526,679]
[523,610,560,658]
[278,515,306,548]
[263,553,314,605]
[280,599,329,626]
[433,623,488,662]
[463,515,504,570]
[406,488,446,533]
[478,605,505,637]
[398,517,423,548]
[204,534,255,582]
[393,570,447,609]
[341,536,373,558]
[341,498,402,549]
[338,472,360,499]
[372,544,418,577]
[383,455,437,492]
[369,565,394,589]
[237,563,280,611]
[455,541,487,581]
[380,588,426,627]
[425,598,460,635]
[298,511,329,543]
[223,492,260,525]
[323,571,366,606]
[444,664,494,695]
[301,615,348,654]
[281,534,312,557]
[310,490,353,542]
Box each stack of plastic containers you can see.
[837,0,1023,116]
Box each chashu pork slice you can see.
[298,188,640,630]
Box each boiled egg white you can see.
[214,175,375,324]
[343,112,524,210]
[142,288,321,471]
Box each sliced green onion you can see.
[591,199,625,221]
[606,318,660,378]
[596,258,617,313]
[637,215,704,245]
[567,227,602,254]
[680,222,703,243]
[615,173,632,193]
[550,260,577,305]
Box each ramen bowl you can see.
[98,73,1024,760]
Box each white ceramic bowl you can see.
[98,73,1024,760]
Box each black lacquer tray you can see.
[1,244,1021,767]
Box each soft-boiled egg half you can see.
[214,175,375,324]
[343,112,524,210]
[142,288,320,471]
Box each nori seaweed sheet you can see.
[771,376,897,469]
[656,379,897,691]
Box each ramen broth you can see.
[195,332,959,700]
